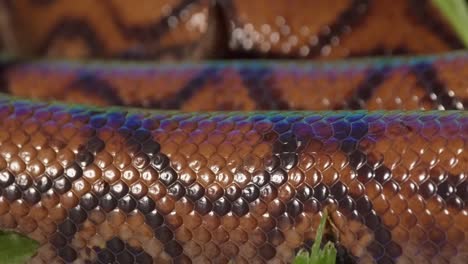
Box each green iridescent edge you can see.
[3,93,467,120]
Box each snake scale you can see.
[0,0,466,264]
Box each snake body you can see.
[0,0,464,60]
[0,51,467,111]
[0,99,465,264]
[0,1,466,264]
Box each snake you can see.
[0,0,466,264]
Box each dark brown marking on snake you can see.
[336,66,391,110]
[338,125,402,262]
[411,62,464,110]
[409,0,465,49]
[413,171,465,248]
[51,206,80,262]
[335,243,359,264]
[239,67,290,110]
[36,0,202,56]
[0,61,14,93]
[116,42,199,60]
[52,163,82,195]
[114,6,229,61]
[137,66,222,109]
[47,119,108,262]
[263,117,392,262]
[52,134,105,262]
[348,153,401,263]
[221,0,370,58]
[454,180,467,206]
[118,124,188,260]
[163,67,221,109]
[307,0,370,57]
[39,19,104,56]
[436,174,466,212]
[28,0,57,5]
[347,45,410,58]
[94,237,153,264]
[1,173,22,202]
[294,116,402,263]
[67,72,124,106]
[104,0,201,42]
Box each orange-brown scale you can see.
[0,0,463,60]
[362,114,467,263]
[0,102,102,262]
[1,52,467,111]
[222,0,463,59]
[432,57,468,107]
[0,96,466,263]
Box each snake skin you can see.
[0,0,467,264]
[0,0,463,59]
[0,97,465,264]
[0,51,467,111]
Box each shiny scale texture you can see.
[0,97,465,263]
[0,0,467,263]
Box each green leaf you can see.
[322,242,337,264]
[293,250,312,264]
[0,230,39,264]
[432,0,468,47]
[292,210,337,264]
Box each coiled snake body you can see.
[0,1,466,264]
